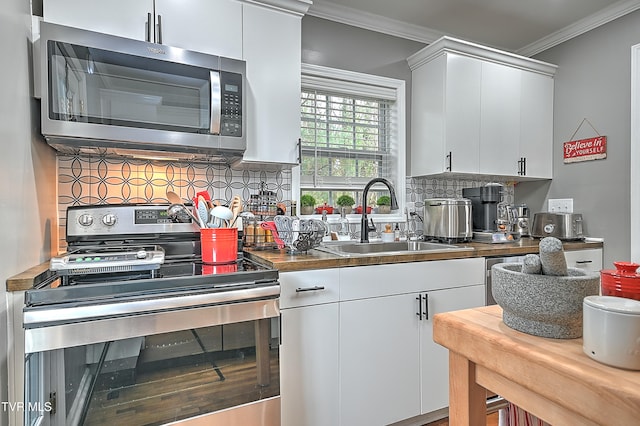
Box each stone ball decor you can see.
[491,237,600,339]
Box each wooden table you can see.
[433,305,640,425]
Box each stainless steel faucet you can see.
[360,178,399,243]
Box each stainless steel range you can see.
[23,204,280,426]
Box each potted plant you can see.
[300,194,316,215]
[377,195,392,214]
[336,195,355,214]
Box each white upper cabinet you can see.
[44,0,243,58]
[154,0,243,59]
[408,36,557,180]
[239,2,305,167]
[44,0,153,40]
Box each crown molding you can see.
[407,36,557,76]
[308,0,640,56]
[306,0,443,44]
[517,0,640,56]
[244,0,312,16]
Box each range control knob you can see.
[77,214,94,227]
[102,213,117,227]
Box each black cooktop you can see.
[26,257,278,308]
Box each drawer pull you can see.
[296,286,326,293]
[575,260,593,264]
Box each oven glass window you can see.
[48,41,211,133]
[27,319,279,425]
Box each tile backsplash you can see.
[57,155,292,248]
[406,175,515,209]
[56,154,513,248]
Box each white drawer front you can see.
[280,269,340,309]
[565,249,603,272]
[340,258,485,301]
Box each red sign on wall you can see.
[563,136,607,163]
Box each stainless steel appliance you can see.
[23,204,280,426]
[514,204,530,237]
[531,212,584,240]
[462,184,503,232]
[38,22,245,162]
[423,198,472,243]
[485,256,525,306]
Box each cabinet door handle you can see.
[296,286,326,292]
[446,152,452,171]
[297,138,302,164]
[423,293,429,320]
[156,14,163,44]
[416,294,423,320]
[146,13,153,42]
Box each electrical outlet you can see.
[548,198,573,213]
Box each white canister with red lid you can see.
[583,295,640,370]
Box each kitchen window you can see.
[299,64,406,208]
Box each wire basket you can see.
[274,216,327,253]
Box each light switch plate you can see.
[548,198,573,213]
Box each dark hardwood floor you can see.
[83,349,279,426]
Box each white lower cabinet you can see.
[419,284,485,413]
[280,269,340,426]
[281,258,485,425]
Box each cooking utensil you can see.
[167,203,203,228]
[166,190,205,228]
[211,205,234,228]
[230,195,243,227]
[166,190,183,205]
[197,195,210,228]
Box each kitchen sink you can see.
[314,240,472,257]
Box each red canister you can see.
[601,262,640,301]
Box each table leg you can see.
[448,351,487,425]
[255,318,271,386]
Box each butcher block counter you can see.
[244,238,602,272]
[6,239,602,291]
[433,305,640,425]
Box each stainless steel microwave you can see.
[38,22,246,161]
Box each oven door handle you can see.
[24,282,279,328]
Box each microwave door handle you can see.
[156,14,162,44]
[210,71,221,135]
[146,13,153,42]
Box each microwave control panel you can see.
[220,71,243,137]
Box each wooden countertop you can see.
[244,238,603,272]
[433,305,640,425]
[6,239,603,292]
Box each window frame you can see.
[295,63,406,212]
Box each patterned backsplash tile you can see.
[56,154,513,248]
[57,155,292,248]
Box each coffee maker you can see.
[462,184,504,232]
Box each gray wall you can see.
[0,2,57,425]
[522,9,640,268]
[302,16,426,165]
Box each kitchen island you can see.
[433,305,640,425]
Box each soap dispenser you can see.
[338,207,350,240]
